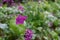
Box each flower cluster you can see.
[18,5,25,13]
[3,0,14,3]
[2,0,14,5]
[0,4,2,7]
[16,15,27,24]
[24,29,33,40]
[16,4,33,40]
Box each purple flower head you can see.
[24,29,33,40]
[3,0,13,2]
[2,0,14,5]
[11,3,15,6]
[18,5,25,13]
[16,15,27,25]
[2,0,8,4]
[0,4,2,7]
[3,0,7,2]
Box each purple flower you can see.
[0,3,2,7]
[3,0,7,2]
[11,3,15,6]
[24,29,33,40]
[3,0,13,3]
[16,15,27,24]
[18,5,25,13]
[2,0,14,6]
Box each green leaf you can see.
[9,18,25,35]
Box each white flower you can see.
[0,23,8,29]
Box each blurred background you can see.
[0,0,60,40]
